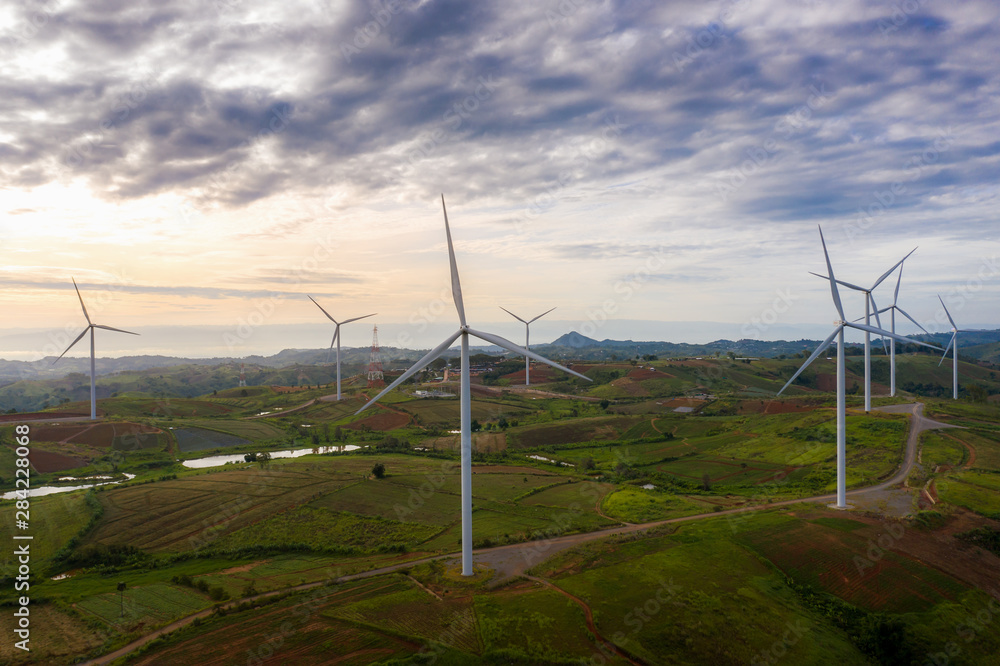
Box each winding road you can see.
[80,402,957,665]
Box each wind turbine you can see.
[307,296,375,401]
[356,195,591,575]
[812,247,916,412]
[778,228,937,508]
[53,278,139,420]
[499,306,556,386]
[937,296,974,400]
[871,262,927,397]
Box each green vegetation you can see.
[3,356,1000,664]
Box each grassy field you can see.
[507,416,642,449]
[936,474,1000,517]
[0,491,96,578]
[5,364,999,665]
[475,587,596,662]
[213,507,439,552]
[181,419,288,441]
[921,431,969,469]
[172,426,251,453]
[76,582,211,630]
[601,486,709,523]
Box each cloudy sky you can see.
[1,0,998,360]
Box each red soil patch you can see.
[27,448,86,473]
[816,373,836,392]
[661,398,706,409]
[0,411,89,422]
[31,422,162,447]
[344,411,411,431]
[502,364,557,383]
[610,377,648,396]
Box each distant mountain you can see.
[550,332,601,348]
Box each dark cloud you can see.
[0,0,997,235]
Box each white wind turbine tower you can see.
[778,228,937,508]
[357,195,591,575]
[499,306,556,386]
[937,296,974,400]
[53,278,139,420]
[873,262,928,397]
[307,296,375,401]
[812,248,916,412]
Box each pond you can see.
[181,444,362,469]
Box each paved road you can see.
[80,402,952,664]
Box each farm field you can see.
[181,419,287,441]
[172,426,251,453]
[3,362,1000,665]
[737,513,969,613]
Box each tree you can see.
[372,462,386,479]
[581,457,596,471]
[701,473,711,491]
[600,399,610,410]
[471,419,482,432]
[240,389,248,397]
[257,451,271,468]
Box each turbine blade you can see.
[93,324,139,336]
[441,194,467,327]
[809,273,867,293]
[872,247,917,291]
[818,226,845,321]
[466,327,592,381]
[939,332,956,366]
[809,271,868,291]
[777,327,841,396]
[527,306,557,324]
[499,306,527,324]
[340,313,376,325]
[868,294,888,355]
[307,295,337,323]
[72,277,92,325]
[895,307,928,334]
[893,260,904,305]
[355,329,463,415]
[846,322,940,350]
[937,295,957,330]
[53,327,90,364]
